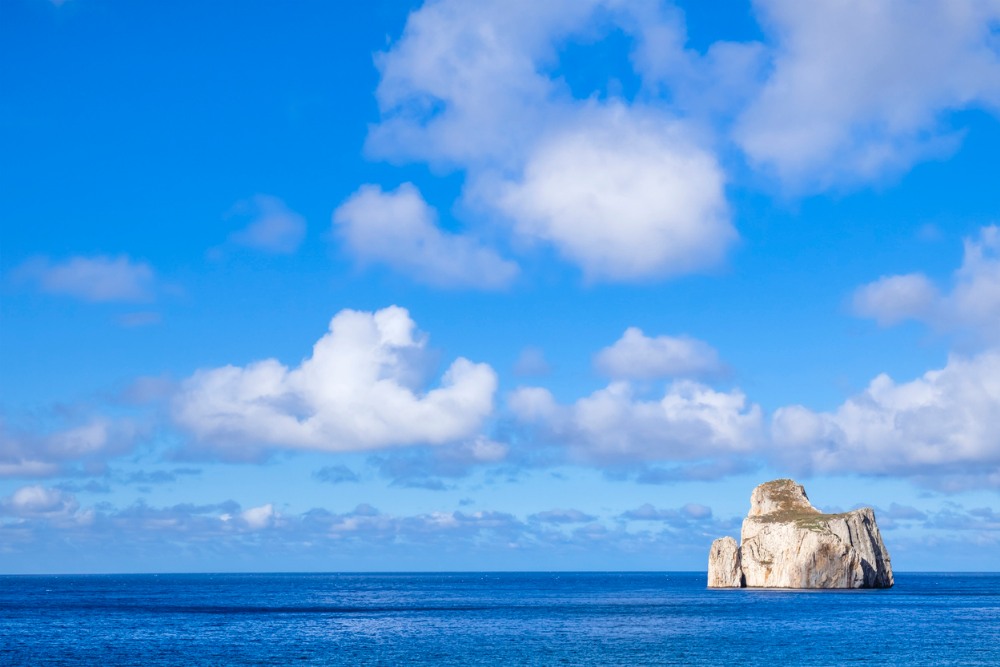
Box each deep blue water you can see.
[2,572,998,665]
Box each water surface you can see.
[2,572,997,665]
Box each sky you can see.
[1,0,999,574]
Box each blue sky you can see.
[2,0,999,573]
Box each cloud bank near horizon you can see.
[2,480,995,572]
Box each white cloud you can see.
[950,227,1000,337]
[510,380,763,465]
[0,417,140,478]
[1,485,79,518]
[355,0,1000,287]
[240,503,276,530]
[15,255,155,302]
[853,273,941,326]
[595,327,722,380]
[172,306,497,454]
[366,0,737,282]
[853,225,1000,342]
[493,105,734,280]
[333,183,519,289]
[772,349,1000,486]
[368,0,736,168]
[786,224,1000,489]
[368,0,602,169]
[226,195,306,254]
[621,2,766,120]
[736,0,1000,188]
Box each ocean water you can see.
[2,572,998,666]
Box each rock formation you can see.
[707,479,893,589]
[706,535,743,588]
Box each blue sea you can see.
[2,572,998,665]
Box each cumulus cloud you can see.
[333,183,519,289]
[172,306,497,456]
[364,0,737,282]
[772,349,1000,488]
[0,485,93,533]
[736,0,1000,188]
[225,195,306,255]
[0,417,141,478]
[620,4,767,118]
[1,485,80,519]
[367,0,740,167]
[367,0,600,169]
[595,327,723,380]
[493,105,734,280]
[853,273,941,327]
[509,380,763,466]
[13,255,155,302]
[853,225,1000,342]
[351,0,1000,289]
[780,225,1000,489]
[238,503,276,530]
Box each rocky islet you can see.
[708,479,894,589]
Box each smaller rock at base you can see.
[707,536,743,588]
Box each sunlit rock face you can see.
[707,535,743,588]
[708,479,894,589]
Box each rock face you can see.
[707,479,894,589]
[707,536,743,588]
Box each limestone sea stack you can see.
[707,479,893,589]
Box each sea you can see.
[2,572,998,665]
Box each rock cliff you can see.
[707,479,894,589]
